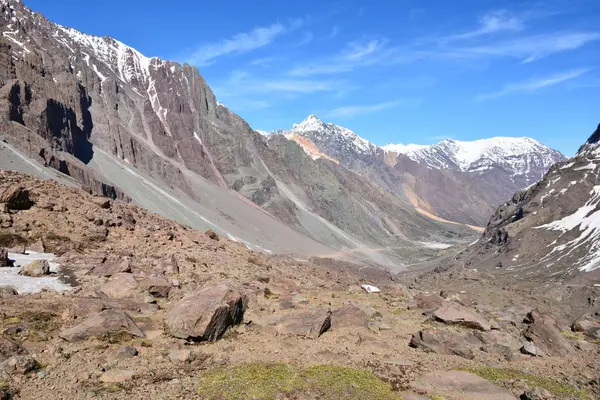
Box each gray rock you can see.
[164,282,246,341]
[521,341,540,357]
[0,355,38,375]
[520,387,555,400]
[0,248,11,267]
[106,346,139,362]
[0,286,18,298]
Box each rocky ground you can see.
[0,170,599,399]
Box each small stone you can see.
[106,346,138,362]
[0,248,11,267]
[22,260,50,277]
[521,387,555,399]
[521,341,540,357]
[99,369,136,383]
[205,230,219,240]
[168,349,192,364]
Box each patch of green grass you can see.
[196,363,401,400]
[561,330,585,341]
[392,309,404,316]
[463,366,590,399]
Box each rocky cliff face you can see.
[447,124,600,284]
[0,0,474,268]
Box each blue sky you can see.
[27,0,600,155]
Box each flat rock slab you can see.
[164,282,246,341]
[433,301,493,331]
[411,370,517,400]
[100,273,140,299]
[330,305,369,329]
[410,329,482,359]
[59,309,145,342]
[275,310,331,338]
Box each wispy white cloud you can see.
[458,32,600,63]
[294,31,314,46]
[325,99,419,118]
[443,10,524,42]
[214,70,345,98]
[289,39,389,76]
[188,19,302,66]
[475,68,590,101]
[328,26,340,39]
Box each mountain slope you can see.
[283,115,565,226]
[450,124,600,284]
[0,0,474,269]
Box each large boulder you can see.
[411,370,517,400]
[275,310,331,339]
[433,301,494,331]
[0,186,34,210]
[21,260,50,276]
[409,329,482,359]
[523,309,572,357]
[164,283,246,341]
[59,309,144,342]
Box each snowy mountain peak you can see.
[385,136,565,184]
[289,115,376,156]
[293,114,325,132]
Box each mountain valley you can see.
[0,1,598,399]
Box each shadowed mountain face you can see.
[279,115,565,227]
[442,124,600,285]
[0,0,476,269]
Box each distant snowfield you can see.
[419,241,454,249]
[0,251,73,294]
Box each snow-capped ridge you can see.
[385,136,564,179]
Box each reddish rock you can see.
[205,230,219,240]
[409,329,481,359]
[411,370,516,400]
[433,301,494,331]
[137,276,171,298]
[414,293,443,313]
[100,273,140,299]
[59,309,144,342]
[275,310,331,339]
[330,306,369,329]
